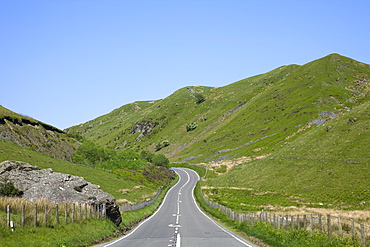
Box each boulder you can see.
[0,160,122,225]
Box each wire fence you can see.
[1,202,105,230]
[119,187,162,212]
[201,192,370,246]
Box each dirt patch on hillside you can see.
[203,156,252,174]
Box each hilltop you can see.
[67,53,370,164]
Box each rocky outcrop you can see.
[0,116,78,161]
[0,160,122,226]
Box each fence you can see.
[201,192,370,246]
[119,186,162,212]
[2,202,105,230]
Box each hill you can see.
[0,105,77,161]
[67,53,370,164]
[66,53,370,212]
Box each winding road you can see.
[96,168,257,247]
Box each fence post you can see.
[22,205,25,227]
[297,215,300,230]
[310,214,313,232]
[84,204,87,220]
[351,219,355,240]
[360,224,365,247]
[7,205,11,227]
[56,204,59,225]
[79,204,82,221]
[327,215,331,241]
[102,203,106,219]
[318,215,323,233]
[337,217,342,235]
[72,203,75,223]
[285,215,289,230]
[65,203,68,224]
[44,205,48,226]
[303,215,307,230]
[34,204,38,227]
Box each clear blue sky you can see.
[1,0,369,130]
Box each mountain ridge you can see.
[66,53,370,164]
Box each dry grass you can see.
[0,196,97,228]
[263,205,370,225]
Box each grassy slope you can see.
[0,139,168,203]
[67,54,370,164]
[66,53,370,212]
[203,100,370,211]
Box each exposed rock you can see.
[0,160,122,225]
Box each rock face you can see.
[0,160,122,225]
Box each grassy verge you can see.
[0,170,178,247]
[177,164,360,247]
[0,219,117,247]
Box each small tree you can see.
[194,93,205,104]
[140,150,154,162]
[152,154,170,167]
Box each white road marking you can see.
[102,173,183,247]
[180,168,254,247]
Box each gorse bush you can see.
[0,181,23,197]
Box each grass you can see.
[0,174,178,247]
[0,139,172,203]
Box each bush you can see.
[187,122,198,132]
[155,140,170,151]
[152,154,170,167]
[140,150,154,162]
[194,93,205,104]
[0,181,23,197]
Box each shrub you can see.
[187,122,198,132]
[194,93,205,104]
[140,150,154,162]
[152,154,170,167]
[0,181,23,197]
[155,140,170,151]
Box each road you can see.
[96,168,257,247]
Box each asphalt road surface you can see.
[96,168,257,247]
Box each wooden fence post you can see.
[310,214,313,232]
[72,203,75,223]
[360,224,365,247]
[65,203,68,224]
[84,204,87,220]
[318,215,323,233]
[327,215,331,241]
[337,217,342,235]
[285,215,289,230]
[79,204,82,221]
[7,205,11,227]
[351,219,355,240]
[44,205,48,226]
[56,204,60,225]
[22,205,25,227]
[34,204,38,227]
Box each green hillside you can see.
[66,53,370,212]
[67,54,370,163]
